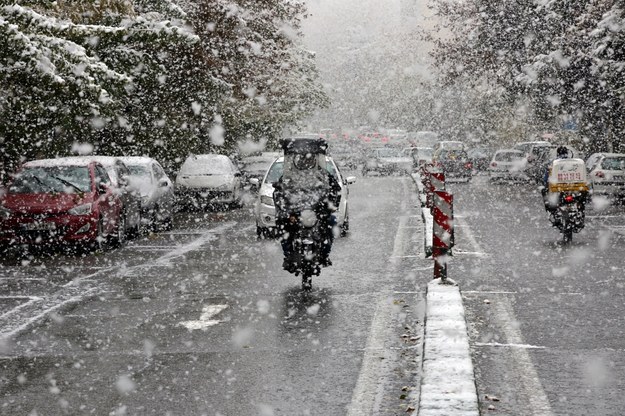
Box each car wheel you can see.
[112,213,127,247]
[340,210,350,236]
[130,211,141,238]
[163,213,174,231]
[91,216,106,252]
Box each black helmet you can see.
[293,153,316,170]
[556,146,569,158]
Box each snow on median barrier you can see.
[411,172,433,257]
[418,279,479,416]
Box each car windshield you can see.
[265,161,284,184]
[9,166,91,194]
[601,157,625,170]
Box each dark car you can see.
[0,157,124,250]
[432,149,473,181]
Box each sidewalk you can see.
[411,172,480,416]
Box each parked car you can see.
[0,157,124,250]
[238,152,280,192]
[119,156,175,230]
[432,148,472,181]
[488,149,529,182]
[362,147,413,176]
[586,153,625,203]
[90,156,142,238]
[467,147,493,172]
[175,154,242,209]
[253,156,356,237]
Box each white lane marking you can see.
[0,296,42,300]
[459,217,554,415]
[178,304,228,330]
[475,342,546,349]
[347,178,415,416]
[490,299,554,415]
[0,222,237,339]
[455,216,485,255]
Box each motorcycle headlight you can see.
[300,209,318,228]
[0,205,12,219]
[261,195,274,206]
[68,203,92,216]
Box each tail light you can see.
[595,171,605,178]
[465,162,473,169]
[491,162,497,168]
[564,195,575,203]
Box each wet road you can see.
[1,175,427,415]
[4,172,625,415]
[449,175,625,415]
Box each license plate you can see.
[23,221,56,231]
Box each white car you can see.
[488,149,529,182]
[586,153,625,202]
[253,156,356,237]
[175,154,242,209]
[119,156,175,230]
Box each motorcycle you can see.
[544,157,590,244]
[280,203,330,290]
[274,137,337,291]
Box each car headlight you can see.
[260,195,274,206]
[0,205,12,219]
[68,203,92,215]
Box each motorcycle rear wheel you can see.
[561,211,573,244]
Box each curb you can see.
[418,279,479,415]
[408,172,480,415]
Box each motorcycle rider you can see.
[272,138,341,271]
[541,145,590,226]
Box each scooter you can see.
[549,192,586,244]
[544,157,590,244]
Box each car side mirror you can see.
[97,182,109,195]
[345,176,356,185]
[249,178,260,187]
[158,178,169,188]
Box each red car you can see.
[0,157,124,250]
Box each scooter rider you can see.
[541,145,572,218]
[272,138,341,271]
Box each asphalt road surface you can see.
[1,175,427,416]
[448,174,625,416]
[3,172,625,415]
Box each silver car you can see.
[119,157,175,231]
[253,156,356,237]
